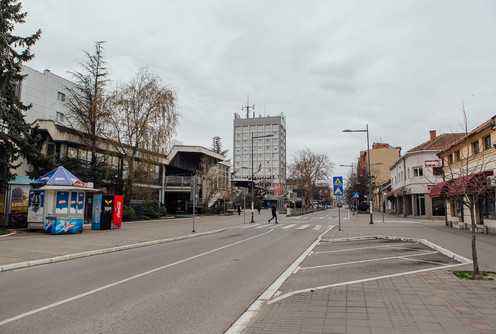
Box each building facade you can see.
[359,143,401,212]
[20,66,73,127]
[232,112,287,195]
[433,117,496,234]
[388,131,464,218]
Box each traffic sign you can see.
[333,176,343,196]
[353,192,359,198]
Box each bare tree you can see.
[439,105,496,277]
[65,41,110,166]
[104,68,179,204]
[288,147,334,206]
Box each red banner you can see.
[273,183,284,195]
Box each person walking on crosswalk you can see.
[268,204,278,224]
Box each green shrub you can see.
[123,205,136,221]
[134,201,166,220]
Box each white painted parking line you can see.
[299,250,438,271]
[312,243,420,254]
[313,225,322,231]
[297,224,311,230]
[282,224,297,229]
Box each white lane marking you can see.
[0,229,274,327]
[313,225,322,231]
[300,250,438,271]
[241,224,260,228]
[225,225,336,334]
[297,224,311,230]
[281,224,297,229]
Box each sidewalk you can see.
[241,213,496,334]
[0,210,271,272]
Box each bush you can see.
[134,201,167,220]
[123,205,136,221]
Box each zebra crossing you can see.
[240,222,329,231]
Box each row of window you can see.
[447,134,492,164]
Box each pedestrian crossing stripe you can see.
[297,224,311,230]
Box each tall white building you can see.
[233,112,287,192]
[20,66,73,127]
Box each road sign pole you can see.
[333,176,343,231]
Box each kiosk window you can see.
[78,193,85,213]
[56,192,69,214]
[70,192,78,213]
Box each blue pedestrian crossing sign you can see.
[353,192,359,198]
[333,176,343,196]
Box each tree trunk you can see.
[469,203,480,276]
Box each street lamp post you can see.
[250,133,274,223]
[343,124,374,224]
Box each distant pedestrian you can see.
[257,204,261,214]
[237,205,241,216]
[268,204,278,224]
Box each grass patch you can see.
[452,270,496,281]
[0,229,10,236]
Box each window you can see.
[448,154,453,165]
[57,91,66,102]
[455,150,461,161]
[413,167,423,177]
[473,141,480,155]
[479,196,496,220]
[56,112,64,123]
[484,135,492,150]
[433,167,443,176]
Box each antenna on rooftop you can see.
[241,95,255,118]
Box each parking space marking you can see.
[269,262,466,305]
[297,250,438,272]
[268,236,472,304]
[312,243,420,255]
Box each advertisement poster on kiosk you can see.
[28,190,45,223]
[91,194,102,230]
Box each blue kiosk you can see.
[29,167,98,234]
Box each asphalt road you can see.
[0,211,338,334]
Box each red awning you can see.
[430,171,493,198]
[430,180,454,198]
[387,187,404,197]
[448,170,493,196]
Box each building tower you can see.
[233,105,287,195]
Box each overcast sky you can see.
[15,0,496,181]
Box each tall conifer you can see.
[0,0,42,191]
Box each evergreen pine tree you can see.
[0,0,42,192]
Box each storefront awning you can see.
[387,187,403,197]
[430,171,493,198]
[38,185,100,192]
[429,180,454,198]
